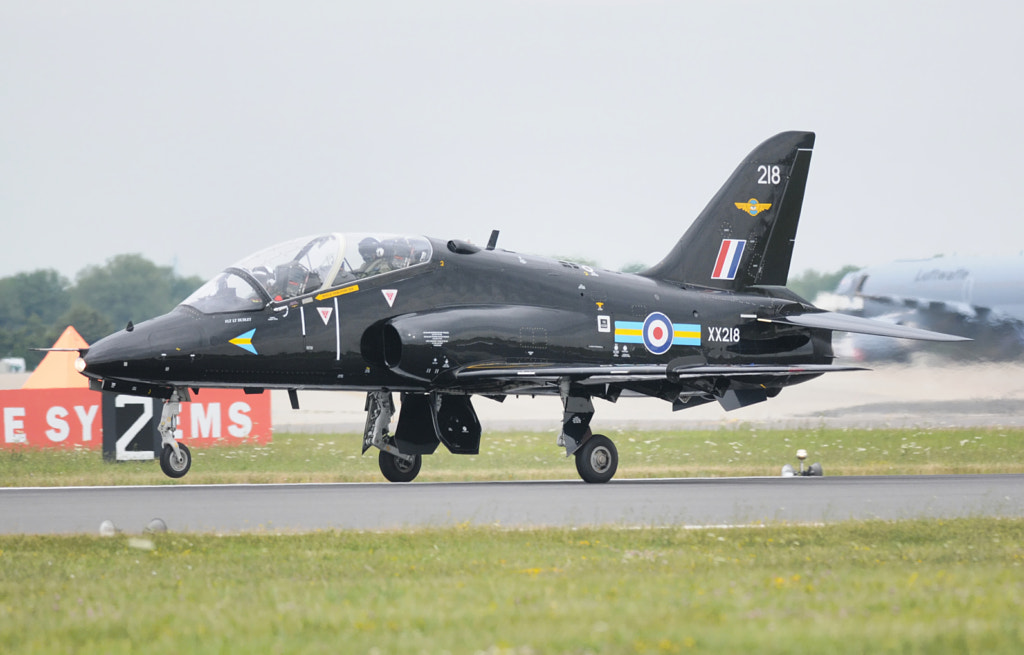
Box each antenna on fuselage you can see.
[486,230,500,250]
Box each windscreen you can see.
[181,233,432,313]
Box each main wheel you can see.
[575,434,618,483]
[159,443,192,479]
[378,451,422,483]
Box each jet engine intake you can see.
[361,318,447,383]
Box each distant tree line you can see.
[787,266,860,302]
[0,255,204,369]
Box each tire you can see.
[378,451,422,483]
[159,443,192,479]
[575,434,618,483]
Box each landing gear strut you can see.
[560,384,619,483]
[363,390,421,482]
[157,389,192,479]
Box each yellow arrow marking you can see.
[315,284,359,301]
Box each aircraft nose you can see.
[80,310,208,383]
[80,325,154,380]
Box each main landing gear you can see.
[574,434,618,484]
[363,391,423,482]
[559,389,618,483]
[157,389,192,479]
[362,389,620,484]
[378,449,422,483]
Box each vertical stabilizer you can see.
[642,131,814,290]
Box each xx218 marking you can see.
[708,326,740,343]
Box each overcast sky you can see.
[3,1,1022,283]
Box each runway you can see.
[3,364,1024,535]
[3,474,1022,535]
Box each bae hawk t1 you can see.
[76,131,968,483]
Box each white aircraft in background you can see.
[818,254,1024,361]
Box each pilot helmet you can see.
[358,237,381,260]
[388,238,414,268]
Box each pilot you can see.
[273,261,310,299]
[356,237,393,277]
[358,237,380,262]
[387,238,416,270]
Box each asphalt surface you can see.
[3,474,1022,535]
[3,363,1024,535]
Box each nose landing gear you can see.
[160,442,192,478]
[157,389,192,479]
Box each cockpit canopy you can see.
[182,233,432,313]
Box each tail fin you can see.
[642,131,814,290]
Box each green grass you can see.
[1,519,1022,654]
[4,429,1023,652]
[2,426,1023,486]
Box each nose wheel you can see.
[160,443,192,478]
[157,390,192,479]
[575,434,618,483]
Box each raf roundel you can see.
[642,312,674,355]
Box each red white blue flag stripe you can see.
[712,239,746,280]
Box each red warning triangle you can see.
[382,289,398,308]
[318,307,333,325]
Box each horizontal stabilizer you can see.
[767,312,970,342]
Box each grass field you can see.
[3,427,1023,653]
[2,425,1023,486]
[1,519,1022,654]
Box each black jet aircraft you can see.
[76,131,967,483]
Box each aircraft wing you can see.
[452,360,867,412]
[763,311,970,341]
[453,363,667,386]
[453,361,865,387]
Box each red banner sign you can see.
[0,388,271,449]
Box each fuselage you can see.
[81,233,833,397]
